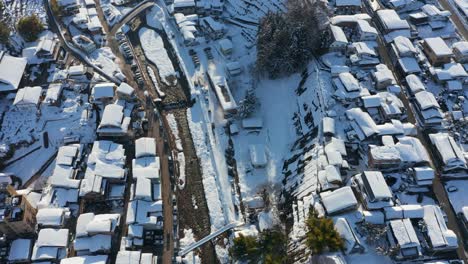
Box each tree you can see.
[0,22,10,44]
[305,210,344,254]
[237,88,260,119]
[17,15,44,42]
[230,234,262,263]
[230,228,288,263]
[50,0,63,16]
[256,0,330,78]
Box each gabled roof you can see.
[0,53,27,92]
[13,86,42,106]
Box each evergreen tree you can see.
[17,15,44,42]
[0,22,10,44]
[305,210,344,254]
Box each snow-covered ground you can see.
[179,229,201,264]
[139,27,177,86]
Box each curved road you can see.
[109,0,155,36]
[43,0,121,84]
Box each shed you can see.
[249,144,267,168]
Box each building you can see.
[353,171,394,210]
[387,219,422,260]
[452,41,468,63]
[320,186,358,215]
[171,0,196,14]
[72,35,97,54]
[356,19,378,41]
[345,108,379,141]
[31,228,69,262]
[329,25,348,52]
[201,17,225,39]
[36,208,70,229]
[91,82,115,105]
[207,72,237,117]
[249,144,267,169]
[43,83,63,106]
[375,9,410,42]
[422,205,458,252]
[405,74,426,96]
[74,213,121,255]
[429,133,467,176]
[0,183,37,237]
[335,0,361,14]
[97,104,131,137]
[413,90,444,126]
[12,86,42,110]
[22,31,60,65]
[332,72,365,101]
[0,52,27,92]
[422,37,453,66]
[348,42,379,66]
[116,82,135,101]
[8,238,33,263]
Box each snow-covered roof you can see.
[13,86,42,106]
[69,65,86,75]
[424,37,453,57]
[373,64,396,86]
[362,95,381,108]
[393,36,417,57]
[173,0,195,8]
[60,255,109,264]
[126,200,162,226]
[92,82,115,100]
[36,228,69,247]
[135,176,152,201]
[429,133,467,169]
[99,104,124,128]
[350,42,376,56]
[414,91,440,110]
[76,213,120,237]
[398,57,422,74]
[249,144,267,167]
[58,0,78,6]
[389,218,420,249]
[323,117,336,135]
[435,63,468,81]
[8,239,32,261]
[346,108,379,139]
[242,117,263,129]
[405,74,426,94]
[45,83,63,104]
[336,72,360,92]
[376,9,410,30]
[423,205,458,249]
[330,25,348,44]
[335,0,361,6]
[74,234,112,253]
[413,166,435,182]
[320,186,358,214]
[421,4,451,17]
[0,53,27,92]
[356,19,377,35]
[117,82,135,96]
[56,145,79,166]
[37,208,69,227]
[135,137,156,158]
[330,14,371,25]
[116,251,141,264]
[362,171,392,200]
[219,38,233,51]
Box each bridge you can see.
[110,0,155,35]
[178,222,243,257]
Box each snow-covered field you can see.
[139,27,177,86]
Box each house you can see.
[57,0,80,14]
[353,171,394,210]
[348,42,379,66]
[452,41,468,63]
[323,117,336,137]
[378,92,405,120]
[384,204,425,220]
[8,239,33,264]
[91,82,115,105]
[61,255,109,264]
[249,144,267,168]
[413,90,444,126]
[330,13,371,27]
[375,9,410,42]
[0,52,27,92]
[409,166,435,186]
[218,38,233,57]
[387,219,422,260]
[68,65,88,79]
[422,205,458,252]
[405,74,426,96]
[207,73,237,116]
[116,251,156,264]
[335,218,364,254]
[422,37,453,66]
[12,86,42,110]
[79,140,127,199]
[421,4,451,26]
[97,104,131,137]
[44,83,63,106]
[36,208,70,229]
[72,35,97,54]
[171,0,196,14]
[345,108,379,141]
[0,184,37,237]
[116,82,135,101]
[335,0,361,14]
[329,25,348,52]
[429,133,467,176]
[434,63,468,83]
[369,136,430,170]
[320,186,358,215]
[22,31,60,65]
[74,213,121,255]
[372,64,396,89]
[31,229,69,262]
[201,17,225,39]
[332,72,366,101]
[356,19,378,41]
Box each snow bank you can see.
[139,27,177,86]
[179,229,201,264]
